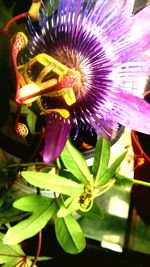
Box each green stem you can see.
[115,173,150,187]
[131,178,150,187]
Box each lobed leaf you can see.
[0,208,25,225]
[21,171,84,196]
[55,214,86,254]
[57,195,80,217]
[61,139,93,184]
[1,259,22,267]
[114,172,133,187]
[0,234,23,264]
[96,151,127,187]
[3,195,57,245]
[0,233,34,266]
[92,136,110,184]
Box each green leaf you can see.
[57,195,80,217]
[3,195,57,245]
[0,2,17,29]
[1,257,34,267]
[0,233,34,267]
[0,259,21,267]
[92,136,110,184]
[0,192,25,225]
[55,214,86,254]
[97,151,127,187]
[61,139,93,184]
[21,171,84,196]
[114,173,133,187]
[0,208,25,225]
[26,109,37,134]
[0,234,23,264]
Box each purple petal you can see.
[85,0,134,32]
[123,0,135,14]
[113,5,150,60]
[107,91,150,135]
[109,58,149,96]
[99,0,135,17]
[43,114,72,163]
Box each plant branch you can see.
[30,231,42,267]
[2,13,28,33]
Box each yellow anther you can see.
[63,87,76,106]
[28,0,41,21]
[18,32,28,46]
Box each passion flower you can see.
[11,0,150,162]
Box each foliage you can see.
[0,233,51,266]
[0,132,150,266]
[1,135,150,262]
[0,136,130,256]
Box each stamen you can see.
[17,53,81,105]
[28,0,42,21]
[63,87,76,106]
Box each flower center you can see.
[51,47,91,99]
